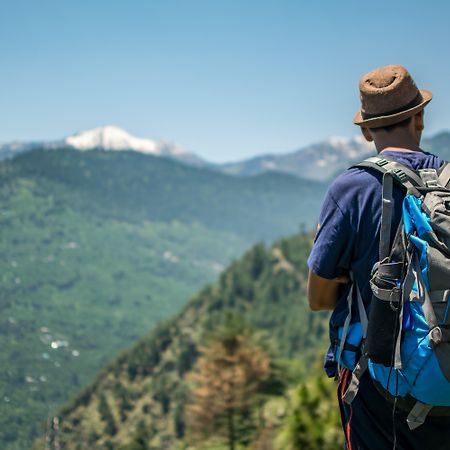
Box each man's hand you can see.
[307,270,349,311]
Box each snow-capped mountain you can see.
[65,126,182,155]
[64,126,207,166]
[0,126,206,167]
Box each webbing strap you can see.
[407,401,433,430]
[341,277,369,405]
[356,283,368,338]
[352,156,425,190]
[438,162,450,188]
[337,282,353,375]
[380,172,394,261]
[337,275,368,374]
[342,353,368,404]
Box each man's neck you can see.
[378,146,422,154]
[374,136,421,154]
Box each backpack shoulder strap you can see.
[351,155,425,190]
[351,156,423,262]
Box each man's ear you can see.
[361,127,373,142]
[414,109,424,131]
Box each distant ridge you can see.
[218,135,376,181]
[217,131,450,181]
[1,127,450,181]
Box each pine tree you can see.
[98,394,117,436]
[186,320,270,450]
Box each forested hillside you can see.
[38,233,341,450]
[0,148,326,449]
[3,148,324,239]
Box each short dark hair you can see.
[370,116,412,133]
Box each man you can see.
[307,64,450,449]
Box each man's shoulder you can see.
[327,165,381,202]
[331,165,382,186]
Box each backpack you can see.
[336,154,450,430]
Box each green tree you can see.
[275,375,343,450]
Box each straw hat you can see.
[353,64,432,128]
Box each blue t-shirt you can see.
[307,149,443,376]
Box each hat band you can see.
[361,92,423,120]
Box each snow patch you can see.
[327,136,351,147]
[261,160,277,170]
[65,125,188,156]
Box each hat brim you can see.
[353,89,432,128]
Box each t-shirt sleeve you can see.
[307,188,355,279]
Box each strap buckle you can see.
[392,169,408,182]
[375,158,389,167]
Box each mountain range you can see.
[3,126,450,182]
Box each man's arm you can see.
[307,177,356,311]
[307,270,349,311]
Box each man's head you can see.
[353,65,431,149]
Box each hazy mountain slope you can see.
[218,136,375,181]
[36,233,330,450]
[218,131,450,181]
[422,131,450,160]
[0,180,244,450]
[0,148,327,449]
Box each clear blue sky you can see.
[1,0,449,162]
